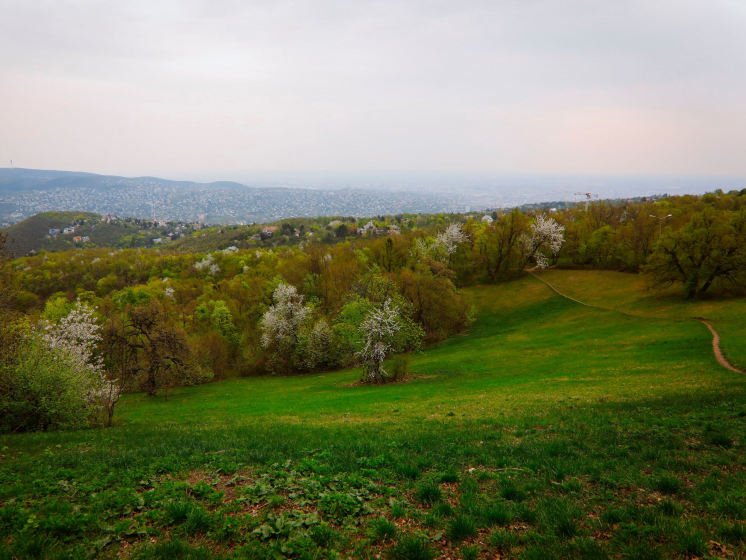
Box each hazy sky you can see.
[1,0,746,181]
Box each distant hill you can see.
[0,168,252,196]
[2,211,177,255]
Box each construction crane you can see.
[555,191,600,210]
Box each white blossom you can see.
[412,223,469,263]
[209,263,221,275]
[165,287,175,299]
[358,299,401,382]
[194,254,214,270]
[260,283,312,348]
[519,213,565,269]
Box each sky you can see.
[1,0,746,184]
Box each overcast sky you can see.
[1,0,745,182]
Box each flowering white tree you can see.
[519,214,565,269]
[260,283,312,349]
[413,222,469,264]
[357,299,401,383]
[40,300,122,426]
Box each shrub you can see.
[390,354,410,381]
[388,536,435,560]
[0,336,99,432]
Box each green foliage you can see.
[388,536,435,560]
[0,335,98,432]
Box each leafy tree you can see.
[645,208,746,298]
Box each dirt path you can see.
[528,270,744,374]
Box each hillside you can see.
[3,274,746,558]
[2,211,181,255]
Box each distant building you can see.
[481,215,493,225]
[328,220,343,227]
[73,236,82,243]
[48,228,60,235]
[81,236,90,243]
[358,221,376,235]
[152,238,163,244]
[262,226,278,236]
[62,227,74,234]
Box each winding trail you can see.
[528,270,744,374]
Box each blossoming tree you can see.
[519,213,565,269]
[357,299,401,383]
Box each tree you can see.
[260,283,312,372]
[104,301,206,397]
[358,299,401,383]
[519,214,565,269]
[474,209,526,278]
[645,208,746,298]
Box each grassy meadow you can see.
[2,271,746,559]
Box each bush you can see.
[390,354,410,381]
[0,336,98,433]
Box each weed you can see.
[600,508,625,525]
[432,502,454,517]
[397,465,420,480]
[460,545,479,560]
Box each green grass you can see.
[1,272,746,558]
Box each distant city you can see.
[1,168,743,226]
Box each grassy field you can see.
[2,272,746,559]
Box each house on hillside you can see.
[358,221,376,235]
[63,227,75,234]
[73,236,82,243]
[48,228,60,236]
[262,226,278,236]
[481,215,493,225]
[81,236,90,243]
[153,238,163,244]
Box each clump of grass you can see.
[657,499,683,517]
[500,483,527,502]
[621,543,663,560]
[677,527,708,557]
[721,522,746,543]
[714,495,745,518]
[368,517,397,543]
[184,506,212,535]
[447,515,478,542]
[600,508,625,525]
[488,528,517,552]
[459,545,479,560]
[388,536,435,560]
[432,502,454,517]
[397,465,420,480]
[391,501,408,518]
[390,354,410,381]
[439,472,459,483]
[573,537,609,560]
[423,511,443,528]
[165,501,192,525]
[310,524,335,548]
[652,475,682,495]
[540,499,583,539]
[460,478,479,494]
[416,483,442,505]
[483,503,512,526]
